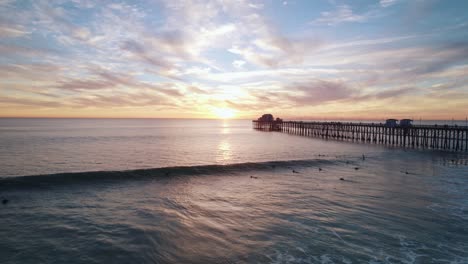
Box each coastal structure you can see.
[253,116,468,152]
[400,119,413,127]
[255,114,283,131]
[385,119,398,127]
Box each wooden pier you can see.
[253,120,468,152]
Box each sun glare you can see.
[213,108,236,119]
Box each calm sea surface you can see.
[0,118,467,263]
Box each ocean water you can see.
[0,118,467,263]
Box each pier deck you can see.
[252,120,468,152]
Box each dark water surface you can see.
[0,119,467,263]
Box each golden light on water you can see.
[216,140,232,164]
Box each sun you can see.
[213,108,236,119]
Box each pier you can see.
[253,119,468,152]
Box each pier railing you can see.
[252,120,468,152]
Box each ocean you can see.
[0,118,467,263]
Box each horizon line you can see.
[1,116,467,121]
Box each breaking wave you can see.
[0,159,338,189]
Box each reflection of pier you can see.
[252,120,468,152]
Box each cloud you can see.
[228,35,321,68]
[282,80,355,106]
[71,0,95,9]
[330,41,468,85]
[352,87,417,102]
[0,64,63,81]
[54,68,186,101]
[71,27,91,41]
[0,44,55,58]
[187,86,209,94]
[120,40,174,70]
[322,35,420,51]
[156,0,321,68]
[232,60,246,69]
[103,2,237,74]
[373,87,416,99]
[160,0,238,59]
[156,86,184,97]
[407,42,468,76]
[380,0,397,8]
[70,92,172,108]
[311,5,365,26]
[32,1,81,40]
[56,79,115,91]
[0,0,15,6]
[53,69,134,91]
[248,3,264,9]
[0,25,30,38]
[0,96,64,108]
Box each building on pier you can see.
[385,119,398,128]
[400,119,413,127]
[255,114,282,131]
[258,114,274,122]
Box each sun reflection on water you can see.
[216,140,232,164]
[221,120,231,134]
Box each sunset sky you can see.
[1,0,468,119]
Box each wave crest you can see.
[0,159,336,189]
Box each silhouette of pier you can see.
[253,118,468,152]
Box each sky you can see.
[1,0,468,119]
